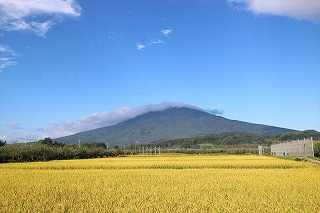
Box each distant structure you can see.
[258,145,269,156]
[271,138,314,157]
[139,146,161,155]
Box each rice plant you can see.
[0,155,319,212]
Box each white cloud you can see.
[79,102,200,127]
[137,40,164,50]
[4,121,26,130]
[136,43,146,50]
[136,29,172,50]
[39,120,81,138]
[0,45,15,55]
[30,21,54,37]
[228,0,320,23]
[38,102,224,138]
[207,109,224,116]
[161,29,173,37]
[0,61,17,70]
[148,39,165,45]
[0,0,82,36]
[0,44,17,71]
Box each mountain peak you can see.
[56,107,295,146]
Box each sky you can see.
[0,0,319,142]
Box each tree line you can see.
[1,130,319,163]
[0,138,123,163]
[150,130,320,148]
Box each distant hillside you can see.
[55,107,295,146]
[148,130,320,149]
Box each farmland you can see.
[0,155,319,212]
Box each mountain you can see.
[55,107,295,146]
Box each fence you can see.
[271,138,314,157]
[258,145,270,156]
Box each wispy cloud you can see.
[161,29,173,37]
[148,39,165,45]
[78,102,200,127]
[38,102,224,138]
[228,0,320,23]
[207,109,224,116]
[5,121,30,130]
[136,43,146,50]
[0,0,82,36]
[136,29,172,50]
[0,44,17,71]
[38,120,80,139]
[136,39,165,50]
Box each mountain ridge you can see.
[55,107,296,146]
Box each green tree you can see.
[0,140,6,147]
[314,140,320,157]
[39,137,65,147]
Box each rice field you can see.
[0,155,319,212]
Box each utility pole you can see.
[311,137,314,157]
[136,141,139,154]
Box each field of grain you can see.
[0,155,319,212]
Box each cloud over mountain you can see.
[39,102,223,138]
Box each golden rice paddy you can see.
[0,155,319,212]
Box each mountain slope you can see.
[55,107,295,146]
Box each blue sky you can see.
[0,0,319,142]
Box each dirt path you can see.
[307,158,320,164]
